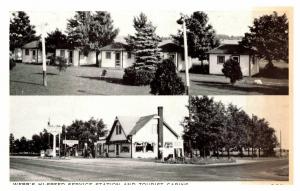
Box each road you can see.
[10,157,289,181]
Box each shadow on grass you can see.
[78,75,137,86]
[10,80,43,86]
[254,67,288,79]
[33,72,58,76]
[192,80,289,95]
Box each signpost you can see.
[47,120,62,158]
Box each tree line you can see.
[10,117,108,157]
[182,96,278,158]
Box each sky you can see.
[10,96,290,149]
[23,10,256,38]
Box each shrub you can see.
[150,59,185,95]
[123,66,155,85]
[189,64,209,74]
[55,56,68,73]
[222,58,243,84]
[101,69,107,77]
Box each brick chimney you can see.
[157,106,163,159]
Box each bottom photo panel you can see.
[10,95,291,182]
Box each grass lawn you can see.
[10,63,289,95]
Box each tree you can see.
[173,11,220,63]
[10,11,37,51]
[222,58,243,84]
[19,136,28,153]
[66,117,108,157]
[125,12,161,68]
[46,29,69,53]
[31,134,43,153]
[240,11,289,68]
[67,11,119,66]
[183,96,225,157]
[150,59,185,95]
[9,133,15,153]
[55,56,68,73]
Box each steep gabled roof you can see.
[22,40,41,49]
[106,114,179,141]
[99,42,129,51]
[207,44,254,55]
[127,115,156,136]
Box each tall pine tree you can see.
[10,11,37,51]
[126,13,161,69]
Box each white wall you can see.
[55,49,72,65]
[22,49,42,63]
[100,50,116,68]
[131,118,158,158]
[209,54,252,76]
[100,50,135,68]
[79,51,97,65]
[122,51,135,68]
[250,55,260,76]
[162,124,184,158]
[73,49,80,67]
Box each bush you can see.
[123,66,155,85]
[189,64,209,74]
[47,54,56,66]
[150,59,185,95]
[222,58,243,84]
[101,69,107,77]
[55,56,68,73]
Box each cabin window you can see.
[164,142,173,148]
[32,50,36,56]
[25,49,29,55]
[127,52,131,59]
[60,50,65,57]
[231,55,240,63]
[106,52,111,59]
[121,145,130,153]
[135,143,144,152]
[115,123,122,135]
[217,56,225,64]
[146,143,154,152]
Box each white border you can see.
[1,0,299,191]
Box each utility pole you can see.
[280,130,282,157]
[182,16,190,95]
[178,13,191,158]
[40,23,48,86]
[178,13,190,95]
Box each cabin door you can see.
[115,52,121,68]
[69,51,73,64]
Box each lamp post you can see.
[39,23,48,86]
[177,14,190,95]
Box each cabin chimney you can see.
[158,106,163,159]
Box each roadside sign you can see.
[63,140,79,146]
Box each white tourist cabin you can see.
[97,107,184,159]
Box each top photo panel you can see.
[9,8,292,95]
